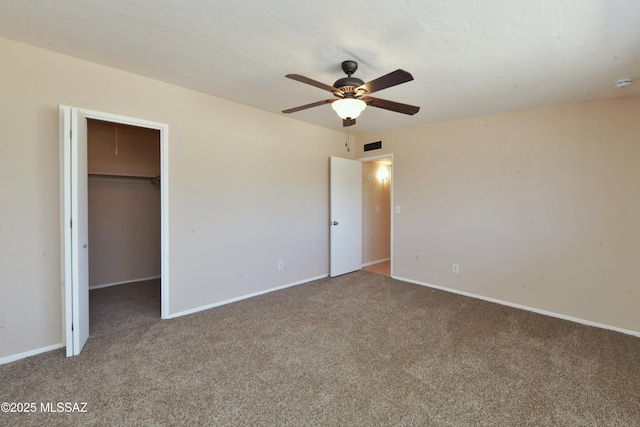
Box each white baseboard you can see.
[0,343,64,366]
[393,275,640,338]
[9,274,634,365]
[4,275,327,363]
[362,258,391,267]
[166,274,329,319]
[89,275,161,290]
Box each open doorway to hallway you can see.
[361,156,392,276]
[363,260,391,276]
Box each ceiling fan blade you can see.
[282,99,335,114]
[285,74,338,92]
[358,69,414,95]
[363,96,420,115]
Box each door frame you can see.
[358,153,394,277]
[60,106,170,356]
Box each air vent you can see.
[364,141,382,152]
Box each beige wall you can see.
[88,119,161,178]
[88,176,161,287]
[356,95,640,333]
[362,161,391,264]
[0,37,347,359]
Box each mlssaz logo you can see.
[40,402,88,413]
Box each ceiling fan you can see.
[282,60,420,127]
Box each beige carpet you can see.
[2,272,640,426]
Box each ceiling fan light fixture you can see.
[332,98,367,119]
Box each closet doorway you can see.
[60,105,169,356]
[87,119,161,336]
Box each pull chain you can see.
[345,126,350,152]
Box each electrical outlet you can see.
[452,264,460,274]
[278,261,284,271]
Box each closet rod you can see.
[88,173,161,185]
[88,172,157,178]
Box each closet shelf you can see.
[88,173,161,186]
[89,172,157,178]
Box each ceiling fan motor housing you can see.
[334,61,366,97]
[333,60,366,97]
[333,80,365,97]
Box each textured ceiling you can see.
[1,0,639,133]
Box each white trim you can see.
[89,114,171,318]
[59,105,73,356]
[393,275,640,338]
[358,153,393,163]
[362,258,390,267]
[159,124,170,320]
[59,105,170,356]
[1,343,64,365]
[89,276,161,290]
[166,275,328,319]
[73,108,170,317]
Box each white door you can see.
[329,156,362,276]
[60,105,90,356]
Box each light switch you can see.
[395,205,401,214]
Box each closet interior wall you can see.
[87,119,161,289]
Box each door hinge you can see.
[71,322,74,332]
[69,129,72,139]
[70,219,72,228]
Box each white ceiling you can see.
[1,0,639,133]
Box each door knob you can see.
[332,221,339,226]
[82,244,88,248]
